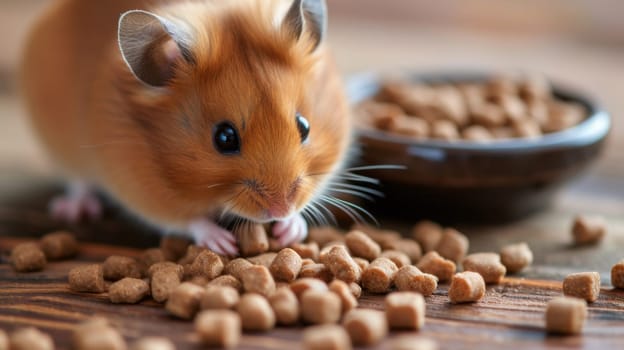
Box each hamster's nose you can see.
[245,177,301,219]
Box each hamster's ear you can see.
[283,0,327,51]
[118,10,194,87]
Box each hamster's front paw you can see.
[189,218,239,256]
[50,182,102,223]
[272,213,308,247]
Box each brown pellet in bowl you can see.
[165,282,205,319]
[572,215,606,245]
[270,248,303,282]
[103,255,142,281]
[612,259,624,289]
[435,228,469,263]
[73,318,127,350]
[207,274,242,292]
[151,268,182,303]
[320,245,362,283]
[269,287,300,325]
[345,230,381,261]
[10,242,46,272]
[329,279,358,314]
[299,263,333,283]
[412,220,443,253]
[236,223,270,257]
[290,278,329,300]
[241,265,276,297]
[130,337,175,350]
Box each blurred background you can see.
[0,0,622,208]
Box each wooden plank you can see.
[1,238,623,350]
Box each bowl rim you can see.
[347,71,611,154]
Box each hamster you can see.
[21,0,352,256]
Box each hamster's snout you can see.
[243,177,302,220]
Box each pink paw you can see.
[272,213,308,247]
[49,183,102,223]
[189,219,239,256]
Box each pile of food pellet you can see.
[4,214,618,349]
[355,74,587,141]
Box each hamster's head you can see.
[117,0,350,224]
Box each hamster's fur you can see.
[21,0,351,255]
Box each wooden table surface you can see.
[1,4,624,349]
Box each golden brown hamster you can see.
[21,0,352,255]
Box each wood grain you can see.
[1,237,623,350]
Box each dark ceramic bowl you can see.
[346,72,611,222]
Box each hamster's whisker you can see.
[327,188,375,202]
[343,165,407,172]
[332,174,380,185]
[203,183,227,190]
[308,200,336,226]
[326,182,384,197]
[319,195,360,223]
[304,202,328,227]
[320,194,378,226]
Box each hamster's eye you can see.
[296,113,310,143]
[213,122,240,155]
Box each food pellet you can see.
[237,293,276,331]
[572,215,606,245]
[612,259,624,289]
[241,265,276,297]
[380,250,411,268]
[151,268,182,303]
[138,248,166,275]
[224,258,253,280]
[431,119,460,140]
[301,258,315,266]
[39,231,78,260]
[109,277,150,304]
[301,290,342,324]
[10,242,46,272]
[195,310,241,348]
[200,285,240,310]
[0,330,7,350]
[270,248,303,282]
[147,261,184,279]
[290,242,320,261]
[385,292,426,330]
[353,258,369,272]
[188,250,224,279]
[247,252,277,269]
[342,309,388,346]
[9,328,54,350]
[73,319,126,350]
[416,251,456,282]
[345,230,381,261]
[462,252,506,284]
[394,265,438,296]
[392,336,438,350]
[545,296,587,334]
[389,116,430,138]
[207,274,242,292]
[103,255,142,281]
[320,245,361,283]
[562,272,601,303]
[352,224,401,250]
[385,239,422,263]
[69,264,106,293]
[160,236,191,261]
[435,228,469,262]
[500,242,533,274]
[514,119,542,138]
[130,337,175,350]
[303,324,352,350]
[299,263,333,283]
[462,125,493,141]
[349,282,362,299]
[329,279,358,314]
[319,241,347,261]
[236,223,269,257]
[165,282,205,319]
[178,244,207,265]
[361,257,399,293]
[290,278,329,299]
[308,226,345,247]
[411,220,443,253]
[448,271,486,304]
[268,287,300,325]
